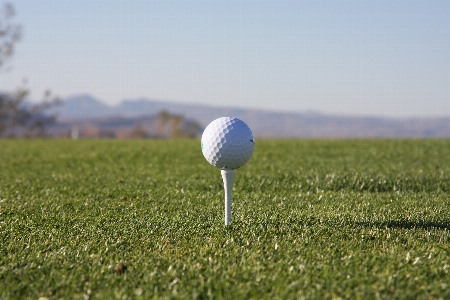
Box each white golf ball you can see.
[201,117,255,170]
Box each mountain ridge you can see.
[54,94,450,138]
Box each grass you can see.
[1,139,450,299]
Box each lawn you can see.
[1,139,449,299]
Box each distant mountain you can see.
[57,94,113,119]
[54,95,450,138]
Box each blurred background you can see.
[1,0,449,138]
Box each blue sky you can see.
[1,0,449,117]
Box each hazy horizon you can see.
[2,0,449,118]
[60,93,450,120]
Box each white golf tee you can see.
[221,169,235,225]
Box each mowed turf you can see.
[1,139,450,299]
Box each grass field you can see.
[1,139,450,299]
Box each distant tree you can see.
[0,2,21,70]
[0,2,59,137]
[130,121,147,138]
[179,118,202,138]
[155,110,202,138]
[0,86,59,137]
[171,114,183,138]
[155,110,171,137]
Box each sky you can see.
[1,0,449,117]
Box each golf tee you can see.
[221,169,235,225]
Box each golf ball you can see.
[201,117,255,170]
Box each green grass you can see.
[1,139,450,299]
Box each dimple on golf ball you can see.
[201,117,255,170]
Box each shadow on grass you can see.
[356,220,450,230]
